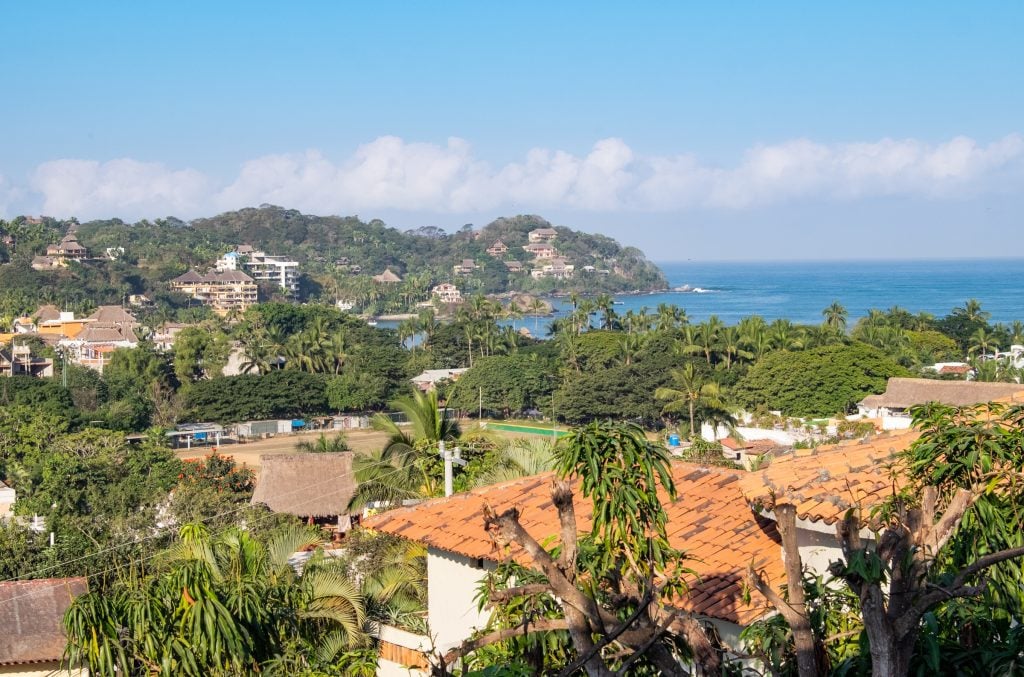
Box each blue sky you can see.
[2,2,1022,260]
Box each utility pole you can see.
[439,440,466,497]
[478,386,483,421]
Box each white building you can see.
[431,283,462,304]
[527,227,558,243]
[217,249,300,292]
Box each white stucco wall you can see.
[796,526,845,576]
[427,547,494,652]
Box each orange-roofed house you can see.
[738,430,920,574]
[364,463,785,672]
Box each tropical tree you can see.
[822,301,848,332]
[296,433,350,453]
[475,437,557,486]
[655,363,728,439]
[64,524,367,676]
[447,422,719,675]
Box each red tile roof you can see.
[365,462,783,625]
[737,431,920,525]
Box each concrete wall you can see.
[426,547,493,652]
[796,526,845,576]
[377,624,430,677]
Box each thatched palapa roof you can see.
[859,377,1024,410]
[251,453,356,517]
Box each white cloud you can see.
[10,133,1024,220]
[30,159,210,218]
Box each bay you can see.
[549,258,1024,327]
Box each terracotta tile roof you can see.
[0,577,88,665]
[737,431,921,525]
[365,462,783,625]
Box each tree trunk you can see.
[775,505,822,677]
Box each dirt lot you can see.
[175,429,391,468]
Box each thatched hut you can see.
[251,453,357,531]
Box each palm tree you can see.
[654,364,728,440]
[296,433,350,453]
[956,298,991,323]
[475,438,556,486]
[769,318,803,351]
[618,331,644,366]
[595,293,616,330]
[718,325,752,370]
[371,389,461,447]
[968,327,997,357]
[822,301,848,332]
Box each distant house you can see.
[485,240,508,257]
[153,322,190,351]
[719,437,782,469]
[431,283,462,305]
[527,227,558,243]
[32,305,61,324]
[857,377,1024,429]
[36,311,89,340]
[372,268,403,284]
[530,257,575,280]
[171,270,258,313]
[522,242,557,259]
[11,316,36,334]
[0,577,90,675]
[411,368,468,392]
[60,323,140,372]
[251,453,357,532]
[87,305,138,325]
[0,344,55,378]
[503,260,524,273]
[44,233,89,265]
[452,259,477,275]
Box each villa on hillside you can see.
[527,227,558,243]
[530,257,575,280]
[431,283,462,305]
[171,270,258,313]
[503,260,524,273]
[452,259,477,275]
[218,248,300,292]
[522,242,557,259]
[856,377,1024,429]
[485,240,508,256]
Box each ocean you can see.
[545,259,1024,326]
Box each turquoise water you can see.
[545,259,1024,326]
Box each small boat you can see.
[366,319,378,327]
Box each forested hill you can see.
[183,207,667,294]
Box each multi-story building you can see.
[217,249,299,292]
[452,258,477,275]
[171,270,258,313]
[522,242,558,259]
[527,227,558,243]
[431,283,463,304]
